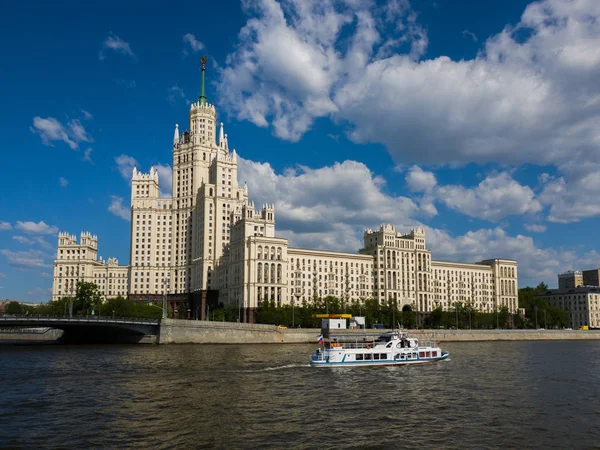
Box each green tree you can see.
[6,301,22,314]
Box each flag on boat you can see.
[317,335,323,344]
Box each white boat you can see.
[310,331,449,367]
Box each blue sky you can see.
[2,0,600,302]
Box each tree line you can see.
[4,281,571,328]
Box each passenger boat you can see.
[310,331,449,367]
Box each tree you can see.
[6,301,22,314]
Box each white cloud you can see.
[30,117,92,150]
[40,272,52,278]
[183,33,204,54]
[115,154,138,181]
[0,272,6,278]
[83,148,93,163]
[426,227,600,288]
[167,84,186,104]
[35,237,54,250]
[59,177,69,187]
[238,157,423,251]
[26,287,52,300]
[406,166,437,192]
[13,236,34,245]
[155,163,173,197]
[220,0,600,222]
[81,109,93,120]
[0,249,49,269]
[435,172,542,221]
[0,222,11,231]
[462,29,477,42]
[108,196,130,221]
[99,33,136,61]
[524,224,547,233]
[15,221,59,235]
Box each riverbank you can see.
[157,319,600,344]
[0,327,64,344]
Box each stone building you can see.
[52,61,519,319]
[540,287,600,329]
[558,270,583,290]
[52,232,128,300]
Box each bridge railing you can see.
[0,314,159,325]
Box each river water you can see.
[1,341,599,449]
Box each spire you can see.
[224,133,229,151]
[199,55,208,105]
[219,122,224,147]
[173,124,179,145]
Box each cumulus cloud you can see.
[108,196,130,221]
[59,177,69,187]
[115,154,138,181]
[426,227,600,287]
[183,33,204,54]
[15,221,59,235]
[30,117,92,150]
[0,222,11,231]
[524,224,547,233]
[13,236,34,245]
[83,148,93,163]
[0,249,49,270]
[238,157,425,250]
[219,0,600,223]
[435,172,542,221]
[99,33,136,61]
[155,163,173,197]
[406,165,437,192]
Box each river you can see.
[1,341,599,449]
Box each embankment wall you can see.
[158,320,600,344]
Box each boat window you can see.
[356,354,364,360]
[426,351,431,357]
[374,354,380,360]
[380,354,387,360]
[419,352,425,358]
[432,351,437,357]
[413,353,417,359]
[365,354,372,360]
[386,342,393,348]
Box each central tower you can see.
[170,57,218,294]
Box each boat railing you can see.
[418,340,440,349]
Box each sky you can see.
[2,0,600,302]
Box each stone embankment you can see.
[157,320,600,344]
[0,327,64,344]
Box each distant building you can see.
[558,271,583,290]
[582,269,600,287]
[539,286,600,329]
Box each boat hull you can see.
[310,352,450,367]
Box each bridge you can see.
[0,315,160,344]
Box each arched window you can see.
[271,247,275,260]
[257,263,262,283]
[270,264,275,283]
[277,264,282,283]
[277,247,282,260]
[264,246,269,260]
[264,264,268,284]
[257,246,262,259]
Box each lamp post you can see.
[496,305,499,329]
[455,303,459,329]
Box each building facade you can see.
[52,62,519,318]
[558,270,583,290]
[541,287,600,329]
[52,232,129,300]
